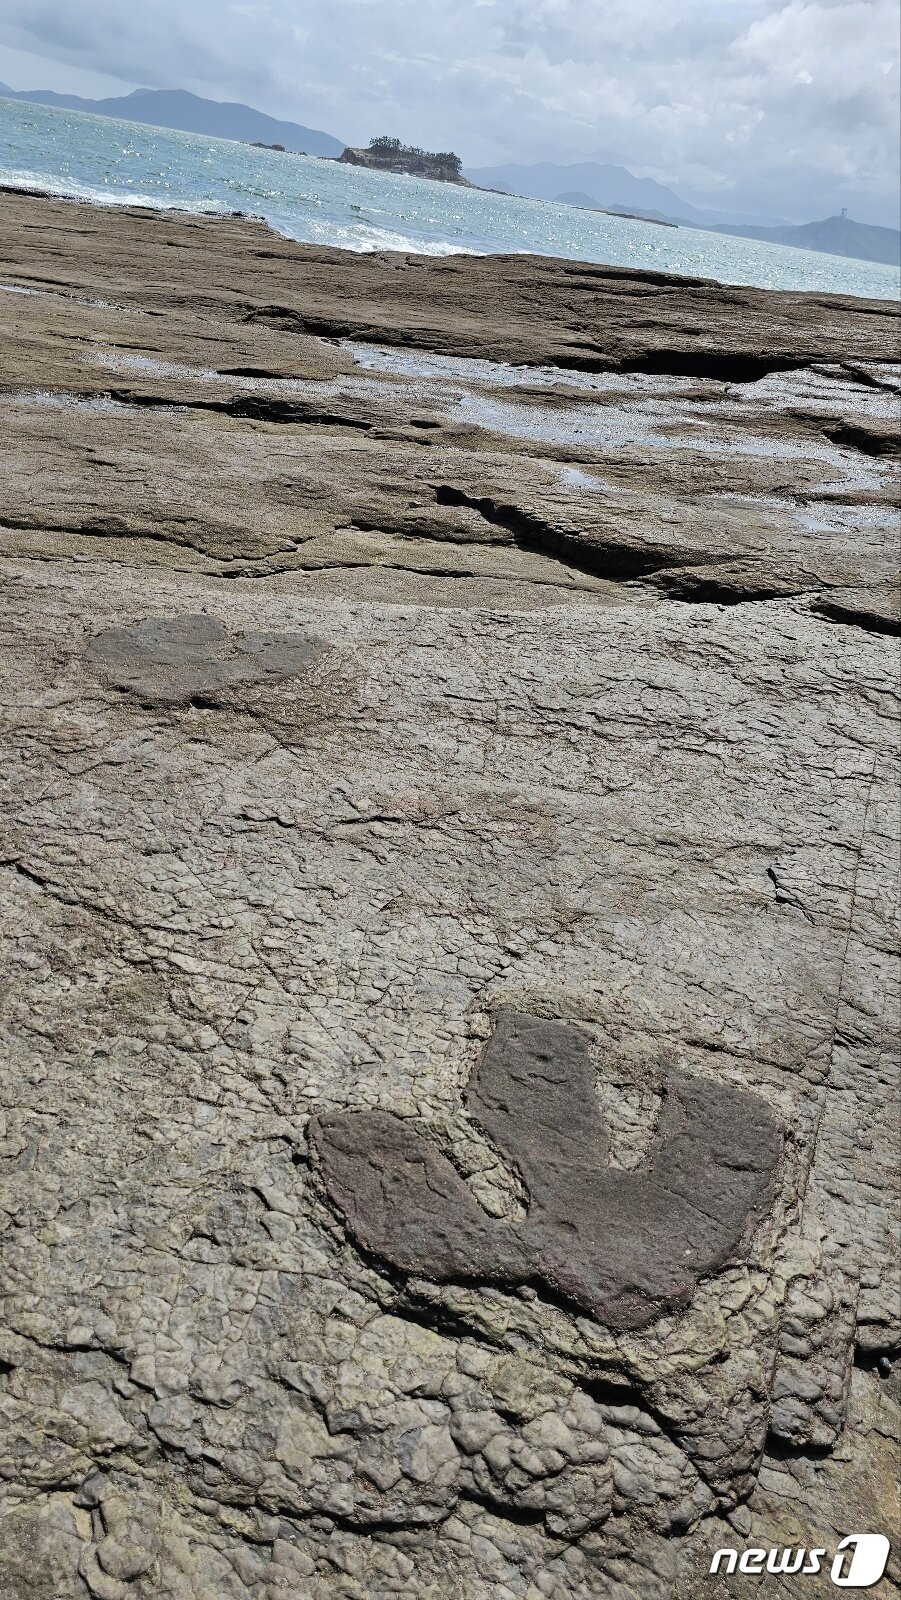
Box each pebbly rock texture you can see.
[0,188,899,1599]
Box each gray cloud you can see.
[0,0,897,222]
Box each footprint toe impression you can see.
[311,1012,783,1331]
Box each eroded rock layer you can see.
[0,189,898,1599]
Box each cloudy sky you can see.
[0,1,898,223]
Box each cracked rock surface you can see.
[0,189,899,1598]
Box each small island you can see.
[338,136,474,186]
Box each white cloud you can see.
[0,0,897,221]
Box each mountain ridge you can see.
[700,213,900,268]
[0,85,344,157]
[473,160,899,265]
[463,159,789,227]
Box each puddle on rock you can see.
[743,366,901,420]
[85,344,892,500]
[559,466,620,492]
[716,492,900,547]
[1,388,136,413]
[344,341,705,398]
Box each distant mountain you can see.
[554,190,605,210]
[543,175,898,266]
[0,85,344,158]
[555,192,678,228]
[698,214,900,268]
[464,160,788,227]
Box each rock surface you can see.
[312,1012,783,1330]
[0,189,898,1598]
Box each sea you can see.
[1,94,898,301]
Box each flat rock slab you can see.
[0,187,896,373]
[0,192,897,1600]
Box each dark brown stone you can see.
[311,1012,783,1330]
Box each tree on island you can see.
[367,135,462,175]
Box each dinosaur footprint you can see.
[311,1012,782,1330]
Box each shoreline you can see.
[1,97,896,292]
[0,186,897,379]
[3,167,897,291]
[0,183,898,1600]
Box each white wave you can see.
[0,168,231,215]
[287,218,487,255]
[0,167,486,255]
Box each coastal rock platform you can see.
[0,190,898,1598]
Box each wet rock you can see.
[0,188,894,373]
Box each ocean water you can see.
[1,94,898,301]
